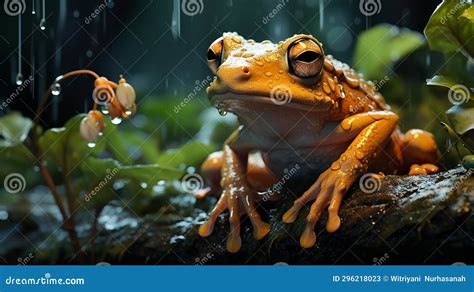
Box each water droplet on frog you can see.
[218,108,227,116]
[111,117,123,125]
[39,18,46,30]
[51,83,61,96]
[331,162,341,170]
[101,104,109,115]
[125,107,133,115]
[87,142,96,148]
[15,73,23,85]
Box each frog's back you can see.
[323,55,390,121]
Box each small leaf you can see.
[157,141,215,169]
[462,155,474,169]
[426,75,459,89]
[446,101,474,135]
[354,24,424,79]
[0,112,32,147]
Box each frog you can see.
[195,32,440,253]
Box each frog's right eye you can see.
[207,37,224,74]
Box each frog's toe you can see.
[300,189,330,248]
[198,193,227,237]
[408,163,439,176]
[283,182,321,223]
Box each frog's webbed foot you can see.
[198,146,271,253]
[283,166,350,248]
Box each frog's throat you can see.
[209,92,333,113]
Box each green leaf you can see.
[353,24,424,80]
[462,155,474,168]
[80,157,182,206]
[446,101,474,135]
[0,112,32,147]
[426,75,460,89]
[424,0,474,58]
[39,115,104,171]
[157,141,214,169]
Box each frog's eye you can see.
[207,37,224,74]
[288,39,324,79]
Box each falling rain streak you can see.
[16,14,23,85]
[40,0,46,30]
[171,0,181,39]
[319,0,324,30]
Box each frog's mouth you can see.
[209,92,331,114]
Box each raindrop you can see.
[51,83,61,95]
[98,131,103,136]
[32,0,36,14]
[86,50,93,58]
[87,142,96,148]
[319,0,324,30]
[40,0,46,30]
[17,13,23,86]
[140,182,148,189]
[101,104,109,115]
[111,117,122,125]
[218,108,227,116]
[73,10,79,18]
[15,73,23,85]
[39,18,46,30]
[125,107,132,115]
[425,54,431,66]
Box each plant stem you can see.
[89,205,105,264]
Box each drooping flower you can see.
[79,110,105,142]
[115,76,136,108]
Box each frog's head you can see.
[206,32,335,114]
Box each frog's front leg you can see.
[199,141,271,253]
[282,111,399,248]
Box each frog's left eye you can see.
[207,37,224,74]
[288,39,324,79]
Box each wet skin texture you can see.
[196,32,441,253]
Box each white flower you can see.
[116,78,136,108]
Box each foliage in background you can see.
[424,0,474,168]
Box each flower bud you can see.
[116,77,136,108]
[80,110,104,142]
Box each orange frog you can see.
[196,32,440,253]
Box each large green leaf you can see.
[426,75,460,89]
[424,0,474,58]
[446,101,474,135]
[80,157,182,206]
[353,24,424,80]
[0,112,32,147]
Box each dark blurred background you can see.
[0,0,440,127]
